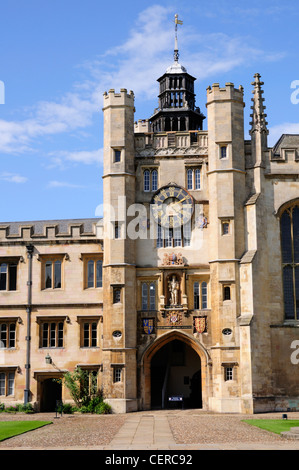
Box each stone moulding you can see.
[136,146,208,158]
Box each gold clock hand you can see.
[172,196,190,206]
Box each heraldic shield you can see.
[143,319,154,334]
[194,316,207,334]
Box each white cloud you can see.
[0,4,286,157]
[46,148,103,169]
[59,148,102,165]
[47,180,86,189]
[269,123,299,147]
[0,172,28,183]
[79,5,285,101]
[0,92,99,155]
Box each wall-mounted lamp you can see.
[45,354,52,365]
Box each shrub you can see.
[86,396,102,413]
[14,403,34,413]
[5,406,17,413]
[23,403,34,414]
[62,403,75,414]
[58,368,99,409]
[79,406,89,414]
[95,402,112,414]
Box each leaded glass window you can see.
[144,170,150,191]
[141,282,156,311]
[281,204,299,320]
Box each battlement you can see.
[206,82,244,105]
[134,119,151,133]
[0,218,102,242]
[103,88,135,109]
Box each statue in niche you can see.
[168,275,180,305]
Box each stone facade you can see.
[1,57,299,414]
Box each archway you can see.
[151,339,202,409]
[142,331,209,410]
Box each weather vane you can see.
[174,14,183,62]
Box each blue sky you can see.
[1,0,299,222]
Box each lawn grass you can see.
[243,419,299,435]
[0,421,52,441]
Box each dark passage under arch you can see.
[150,339,202,409]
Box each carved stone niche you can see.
[167,273,180,306]
[165,271,188,308]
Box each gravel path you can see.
[169,414,287,444]
[167,410,299,449]
[0,410,299,449]
[0,412,126,448]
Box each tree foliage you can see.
[58,367,98,408]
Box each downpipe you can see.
[24,244,34,405]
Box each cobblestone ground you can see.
[168,410,299,447]
[0,412,126,448]
[0,410,299,449]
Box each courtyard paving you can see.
[0,409,299,450]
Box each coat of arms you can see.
[194,316,207,334]
[142,318,154,334]
[162,253,185,266]
[167,311,182,326]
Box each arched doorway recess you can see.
[141,331,210,410]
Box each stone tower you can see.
[102,88,138,413]
[206,82,248,412]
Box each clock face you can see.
[151,185,194,228]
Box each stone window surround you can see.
[36,315,68,349]
[0,319,17,349]
[0,368,16,396]
[221,362,238,382]
[38,254,67,291]
[81,254,103,290]
[0,256,23,292]
[219,280,235,303]
[111,363,125,383]
[142,166,159,192]
[185,166,202,191]
[218,216,233,237]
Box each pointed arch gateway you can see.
[140,330,211,410]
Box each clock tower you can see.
[149,16,205,133]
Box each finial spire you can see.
[174,14,183,62]
[249,73,269,169]
[250,73,268,136]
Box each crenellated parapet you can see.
[0,218,102,242]
[103,88,135,109]
[206,82,244,106]
[134,119,151,133]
